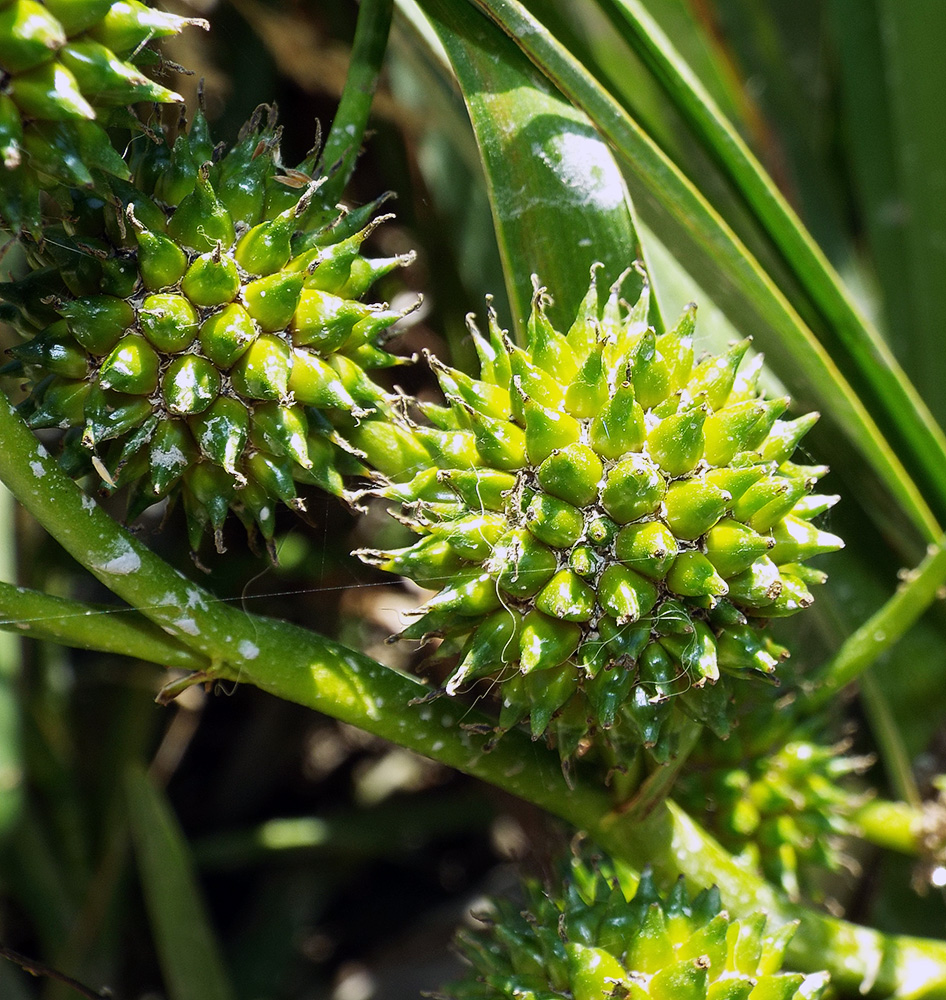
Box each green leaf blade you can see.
[417,0,655,336]
[125,764,235,1000]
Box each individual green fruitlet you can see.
[0,0,208,232]
[357,271,842,760]
[442,852,829,1000]
[4,104,416,556]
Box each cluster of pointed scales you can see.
[445,856,828,1000]
[361,274,843,760]
[677,734,872,903]
[0,0,207,232]
[3,104,415,554]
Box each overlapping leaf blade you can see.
[415,0,655,336]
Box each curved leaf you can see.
[415,0,656,336]
[125,765,234,1000]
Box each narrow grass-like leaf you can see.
[462,0,939,545]
[193,793,489,870]
[125,764,234,1000]
[0,484,23,838]
[416,0,655,336]
[827,1,911,345]
[870,2,946,429]
[4,808,74,953]
[390,3,511,365]
[319,0,394,205]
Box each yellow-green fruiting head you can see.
[2,104,415,555]
[0,0,207,232]
[358,270,842,760]
[677,739,872,903]
[443,855,829,1000]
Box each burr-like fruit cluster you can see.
[360,272,842,759]
[3,104,414,553]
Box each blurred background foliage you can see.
[3,0,946,996]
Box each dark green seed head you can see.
[442,854,829,1000]
[5,104,416,554]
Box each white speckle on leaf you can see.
[432,741,444,752]
[238,639,259,660]
[94,541,141,576]
[150,443,187,471]
[81,494,96,512]
[36,444,49,458]
[29,461,45,478]
[174,617,200,636]
[543,131,625,210]
[185,588,208,610]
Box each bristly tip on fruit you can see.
[355,266,843,762]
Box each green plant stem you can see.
[0,583,208,672]
[592,0,946,513]
[459,0,940,545]
[0,389,602,816]
[800,535,946,714]
[622,717,701,821]
[853,799,920,856]
[318,0,394,205]
[3,398,946,996]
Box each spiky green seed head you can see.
[0,0,207,232]
[442,855,828,1000]
[357,271,842,760]
[677,739,873,902]
[3,104,415,555]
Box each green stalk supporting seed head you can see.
[2,103,416,555]
[442,852,829,1000]
[0,0,208,232]
[357,270,843,760]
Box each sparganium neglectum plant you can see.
[358,271,842,760]
[7,1,946,997]
[2,103,416,554]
